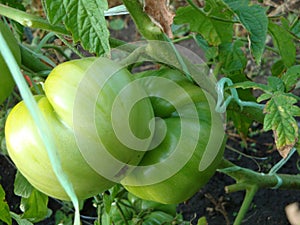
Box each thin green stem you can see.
[218,158,300,191]
[122,0,165,41]
[172,35,194,43]
[215,77,265,113]
[56,34,86,58]
[36,32,56,52]
[42,44,71,61]
[269,148,297,174]
[233,185,258,225]
[0,4,69,35]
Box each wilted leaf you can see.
[0,184,12,225]
[43,0,110,56]
[263,93,300,157]
[144,0,174,38]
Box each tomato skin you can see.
[122,68,225,204]
[5,58,154,200]
[5,96,115,200]
[5,57,224,203]
[0,20,21,105]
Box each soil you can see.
[1,15,300,225]
[2,133,300,225]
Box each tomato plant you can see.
[0,0,299,225]
[5,57,153,200]
[122,68,225,204]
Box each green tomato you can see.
[0,20,21,104]
[5,57,154,200]
[121,68,225,204]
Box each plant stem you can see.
[122,0,165,41]
[233,185,258,225]
[218,158,300,192]
[0,4,69,35]
[218,158,300,225]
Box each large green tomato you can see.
[121,68,225,204]
[0,20,21,105]
[5,57,154,200]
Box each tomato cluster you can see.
[5,57,225,204]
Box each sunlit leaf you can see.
[43,0,110,55]
[14,171,33,198]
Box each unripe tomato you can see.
[5,58,154,200]
[5,95,115,200]
[121,68,225,204]
[0,20,21,105]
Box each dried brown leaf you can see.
[274,130,297,158]
[144,0,174,38]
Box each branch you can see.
[0,4,69,35]
[122,0,165,40]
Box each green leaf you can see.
[263,92,299,157]
[193,34,218,61]
[267,76,285,92]
[101,212,111,225]
[231,81,272,93]
[281,65,300,92]
[197,216,208,225]
[226,72,257,138]
[0,184,12,225]
[20,189,49,223]
[10,212,33,225]
[174,3,233,46]
[14,171,34,198]
[103,192,112,214]
[223,0,268,63]
[227,109,253,140]
[271,59,286,77]
[257,93,272,102]
[219,41,247,74]
[109,18,125,30]
[268,21,296,68]
[143,211,174,225]
[291,18,300,38]
[43,0,110,55]
[54,210,73,225]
